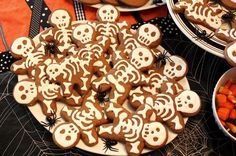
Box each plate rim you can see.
[90,0,166,12]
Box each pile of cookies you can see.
[79,0,149,7]
[12,5,201,155]
[173,0,236,67]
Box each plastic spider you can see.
[101,138,118,153]
[95,91,109,105]
[193,28,214,41]
[156,50,173,68]
[45,42,59,54]
[222,10,236,28]
[41,111,60,130]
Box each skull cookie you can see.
[98,102,168,155]
[11,37,47,76]
[92,47,154,105]
[40,9,73,57]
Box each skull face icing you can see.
[11,37,34,57]
[137,24,161,47]
[130,47,154,70]
[53,123,80,149]
[142,122,167,147]
[163,55,187,80]
[13,80,37,104]
[50,9,71,29]
[175,90,201,116]
[72,24,95,44]
[97,5,119,22]
[46,64,62,81]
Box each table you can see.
[0,1,235,156]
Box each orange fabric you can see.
[0,0,167,52]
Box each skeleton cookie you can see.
[134,90,201,133]
[13,73,63,116]
[95,5,130,52]
[98,102,168,155]
[11,37,47,76]
[129,69,184,108]
[92,47,154,105]
[46,53,95,96]
[174,0,222,30]
[215,28,236,43]
[69,24,111,76]
[40,9,73,57]
[53,90,108,148]
[119,23,162,56]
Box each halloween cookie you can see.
[98,102,168,155]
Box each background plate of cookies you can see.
[167,0,236,58]
[89,0,166,12]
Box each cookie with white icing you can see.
[215,28,236,43]
[174,0,223,30]
[159,55,188,81]
[53,90,108,148]
[119,23,162,56]
[224,41,236,66]
[98,102,168,155]
[40,9,73,58]
[13,78,63,116]
[69,24,111,77]
[45,53,95,96]
[10,37,47,76]
[92,47,154,105]
[95,5,130,53]
[221,0,236,9]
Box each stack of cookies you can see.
[173,0,236,67]
[12,5,201,155]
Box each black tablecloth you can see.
[0,15,235,156]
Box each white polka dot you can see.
[2,67,5,70]
[47,21,49,24]
[40,20,43,23]
[45,7,48,10]
[42,13,45,16]
[0,59,2,62]
[4,61,7,64]
[30,6,33,9]
[3,55,5,57]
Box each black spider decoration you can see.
[156,50,173,68]
[45,42,59,54]
[193,28,214,41]
[221,10,236,28]
[101,138,118,153]
[95,91,109,105]
[41,111,61,130]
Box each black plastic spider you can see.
[101,138,118,153]
[193,28,214,41]
[45,42,59,54]
[95,91,109,105]
[156,50,173,68]
[41,111,61,130]
[222,10,236,28]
